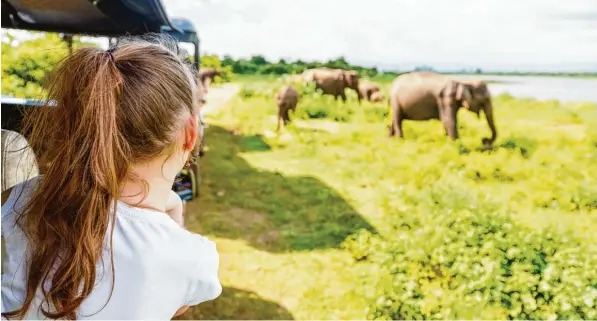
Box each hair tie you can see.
[105,48,115,62]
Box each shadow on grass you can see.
[175,287,294,320]
[185,125,376,252]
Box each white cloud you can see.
[8,0,593,71]
[163,0,597,71]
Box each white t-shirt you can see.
[1,177,222,319]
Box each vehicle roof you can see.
[1,0,196,37]
[1,0,201,111]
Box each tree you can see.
[249,55,267,66]
[2,32,96,98]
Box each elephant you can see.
[388,72,497,145]
[198,67,222,92]
[303,68,363,103]
[370,91,385,102]
[275,85,300,131]
[359,82,381,101]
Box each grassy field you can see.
[178,75,597,320]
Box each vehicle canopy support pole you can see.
[194,41,200,71]
[61,34,74,55]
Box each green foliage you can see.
[2,32,97,98]
[342,184,597,320]
[221,54,380,77]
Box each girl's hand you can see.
[166,190,184,227]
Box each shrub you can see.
[2,32,96,98]
[342,183,597,320]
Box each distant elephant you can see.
[303,68,363,103]
[275,85,300,131]
[370,91,385,102]
[388,72,497,145]
[359,82,381,101]
[198,67,222,92]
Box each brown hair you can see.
[3,35,201,319]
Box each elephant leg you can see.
[277,107,284,131]
[283,108,291,124]
[388,100,404,139]
[393,110,404,139]
[340,91,347,102]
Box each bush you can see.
[342,184,597,320]
[2,32,97,98]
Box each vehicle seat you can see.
[1,130,39,193]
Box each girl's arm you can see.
[165,190,184,227]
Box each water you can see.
[450,75,597,103]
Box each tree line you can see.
[215,54,386,77]
[2,32,595,99]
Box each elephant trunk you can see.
[483,100,497,145]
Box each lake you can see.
[450,75,597,103]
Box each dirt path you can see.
[201,83,241,116]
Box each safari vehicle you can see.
[1,0,204,201]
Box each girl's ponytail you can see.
[5,47,128,320]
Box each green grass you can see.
[178,79,597,320]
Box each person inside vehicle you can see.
[1,36,221,319]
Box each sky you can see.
[163,0,597,72]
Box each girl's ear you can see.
[183,115,199,151]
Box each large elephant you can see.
[275,85,300,131]
[304,68,362,103]
[198,67,222,92]
[388,72,497,145]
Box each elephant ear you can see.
[343,71,359,88]
[473,81,491,100]
[455,82,472,104]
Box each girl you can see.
[1,36,221,319]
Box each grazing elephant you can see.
[359,82,381,101]
[275,85,300,131]
[388,72,497,145]
[198,67,222,92]
[304,68,363,103]
[370,91,385,102]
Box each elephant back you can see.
[391,72,449,103]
